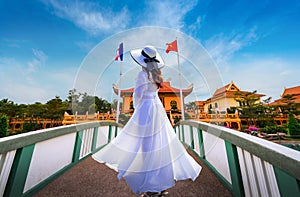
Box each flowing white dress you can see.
[92,70,201,194]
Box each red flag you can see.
[166,40,178,53]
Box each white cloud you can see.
[40,0,129,35]
[142,0,198,29]
[26,49,47,75]
[205,26,258,65]
[188,15,205,34]
[0,52,77,104]
[75,40,97,52]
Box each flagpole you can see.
[116,60,122,123]
[115,42,123,124]
[176,37,185,121]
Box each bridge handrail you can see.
[174,120,300,197]
[175,120,300,179]
[0,121,122,154]
[0,121,123,197]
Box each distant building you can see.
[271,85,300,105]
[195,81,265,130]
[202,81,265,113]
[271,85,300,120]
[112,81,193,114]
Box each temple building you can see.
[195,81,265,130]
[271,85,300,120]
[271,85,300,105]
[112,81,193,115]
[203,81,265,113]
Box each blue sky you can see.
[0,0,300,104]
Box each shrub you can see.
[244,126,259,135]
[259,126,288,134]
[0,115,8,138]
[287,113,300,136]
[174,116,181,124]
[22,121,42,133]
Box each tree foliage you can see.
[278,94,300,115]
[67,89,111,114]
[234,90,278,127]
[0,115,8,137]
[22,121,42,133]
[287,113,300,136]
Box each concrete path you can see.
[35,149,233,197]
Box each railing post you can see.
[197,128,205,159]
[108,125,112,143]
[92,127,99,151]
[181,124,185,142]
[72,131,83,162]
[189,126,194,149]
[114,126,118,137]
[274,166,300,197]
[4,144,35,197]
[225,141,245,197]
[178,125,181,140]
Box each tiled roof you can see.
[282,86,300,96]
[270,85,300,105]
[210,81,264,99]
[112,81,193,97]
[213,81,241,97]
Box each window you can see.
[130,101,134,109]
[170,100,177,110]
[214,103,218,108]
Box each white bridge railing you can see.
[1,120,299,197]
[0,121,122,197]
[174,120,300,197]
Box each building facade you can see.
[112,81,193,115]
[203,81,265,113]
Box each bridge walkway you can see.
[35,149,233,197]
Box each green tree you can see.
[287,113,300,137]
[235,90,260,126]
[67,89,81,114]
[80,94,95,114]
[235,91,278,128]
[15,104,28,118]
[67,88,80,103]
[95,97,111,113]
[185,102,196,111]
[88,104,97,114]
[46,96,68,119]
[279,94,300,115]
[22,121,41,133]
[26,102,47,118]
[0,99,17,117]
[0,115,8,138]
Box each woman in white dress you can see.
[93,46,201,197]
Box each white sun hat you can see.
[130,45,165,69]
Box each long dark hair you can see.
[144,62,163,88]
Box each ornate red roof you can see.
[213,81,240,97]
[271,85,300,105]
[210,81,264,100]
[282,86,300,96]
[112,81,193,97]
